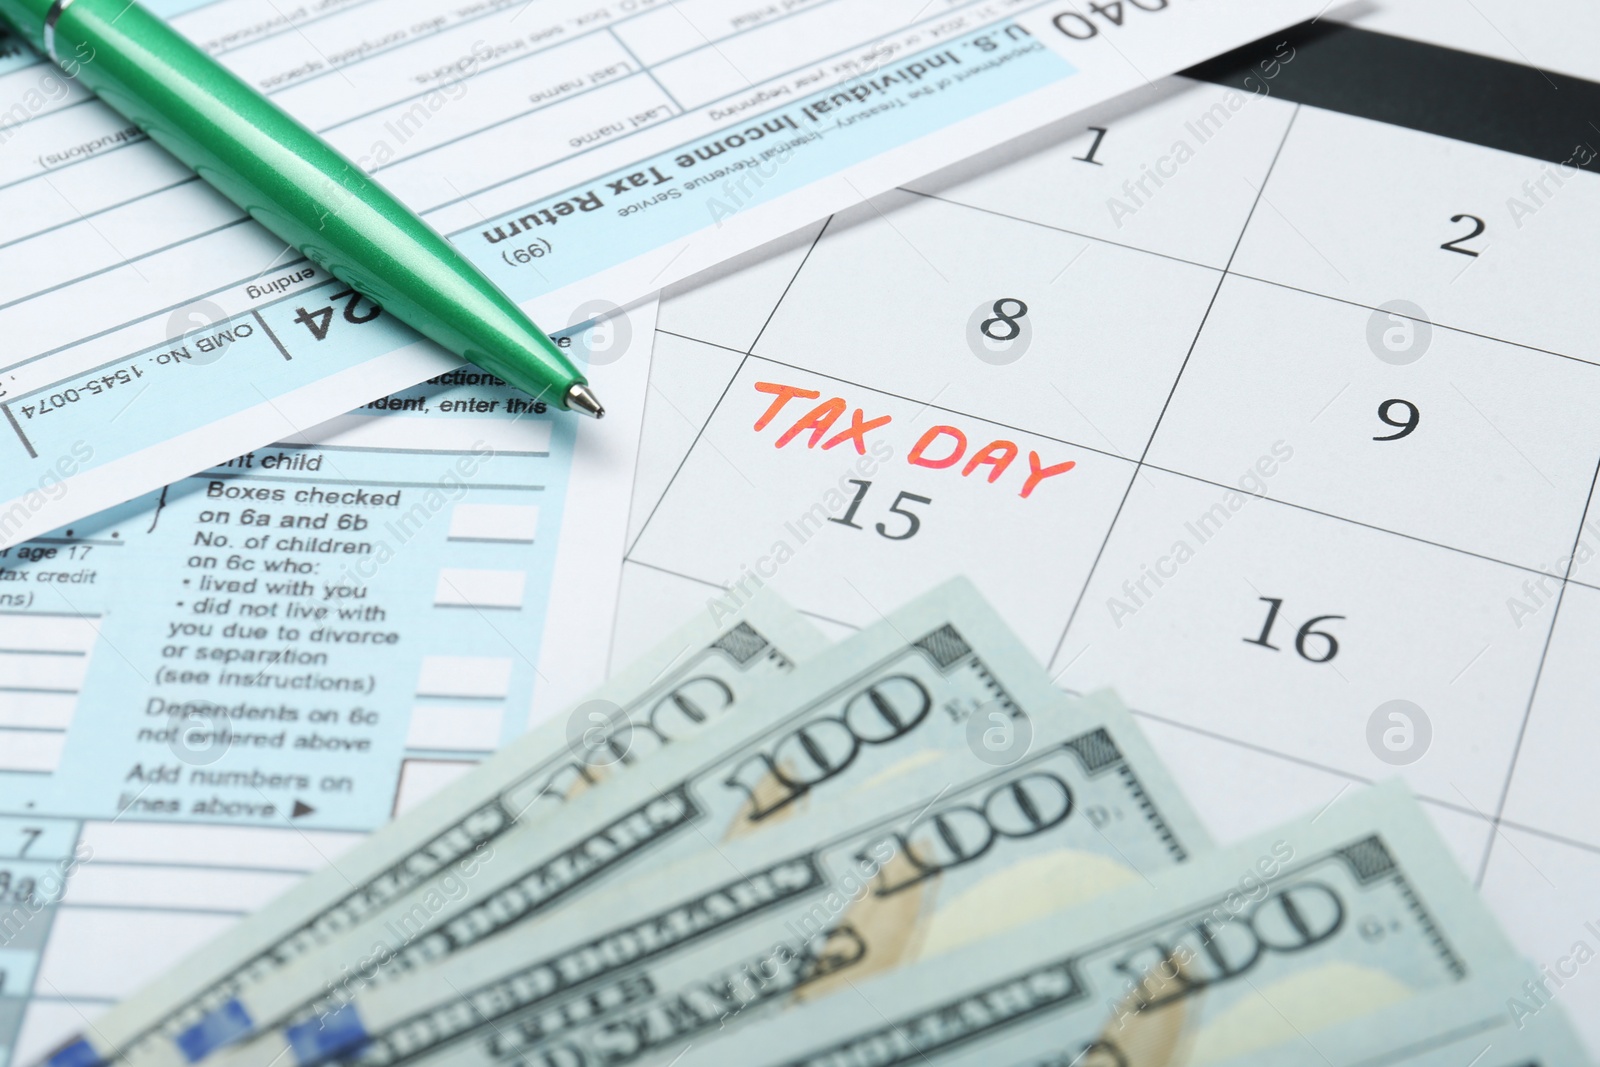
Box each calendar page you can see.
[617,24,1600,1054]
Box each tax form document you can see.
[0,0,1327,547]
[0,305,651,1067]
[619,26,1600,1057]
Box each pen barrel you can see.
[34,0,586,402]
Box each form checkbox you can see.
[447,503,539,544]
[405,705,504,753]
[434,569,527,610]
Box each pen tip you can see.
[565,382,605,419]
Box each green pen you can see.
[0,0,605,417]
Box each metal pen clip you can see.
[43,0,79,62]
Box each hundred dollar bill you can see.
[1221,963,1592,1067]
[1359,997,1593,1067]
[210,688,1209,1067]
[1381,1020,1593,1067]
[624,781,1523,1067]
[51,592,828,1067]
[127,577,1113,1067]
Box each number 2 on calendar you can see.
[1441,213,1487,257]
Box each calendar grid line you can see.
[658,324,1582,585]
[1225,272,1600,370]
[622,558,863,635]
[669,337,1142,464]
[1110,701,1479,816]
[1119,467,1581,583]
[1047,105,1305,671]
[899,187,1232,274]
[910,183,1598,372]
[636,532,1600,871]
[604,379,659,681]
[1474,451,1600,886]
[1123,702,1600,863]
[1473,811,1600,862]
[625,359,748,559]
[625,218,836,559]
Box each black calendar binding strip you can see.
[1189,22,1600,173]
